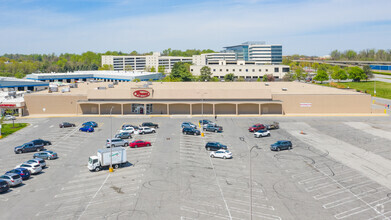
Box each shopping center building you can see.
[23,81,373,116]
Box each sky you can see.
[0,0,390,56]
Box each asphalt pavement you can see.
[1,116,391,220]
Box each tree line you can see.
[0,49,215,79]
[330,49,391,61]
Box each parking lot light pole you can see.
[239,137,260,220]
[109,106,114,173]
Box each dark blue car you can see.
[82,121,98,127]
[6,168,30,180]
[270,140,292,151]
[79,126,94,132]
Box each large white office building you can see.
[101,41,285,76]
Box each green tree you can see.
[224,73,234,81]
[158,66,166,74]
[150,66,156,72]
[331,67,348,82]
[348,66,366,82]
[132,78,141,82]
[170,62,193,81]
[199,66,212,81]
[124,65,133,71]
[98,64,113,70]
[294,66,307,82]
[362,65,373,81]
[313,69,329,83]
[282,73,296,81]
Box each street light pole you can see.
[109,106,114,172]
[374,80,376,97]
[239,137,260,220]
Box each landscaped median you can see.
[318,81,391,100]
[0,123,29,138]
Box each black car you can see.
[203,124,223,133]
[182,127,201,135]
[14,142,44,154]
[59,122,76,128]
[31,139,51,146]
[205,142,227,151]
[141,122,159,128]
[115,132,132,139]
[270,140,292,151]
[0,180,9,193]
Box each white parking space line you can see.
[344,122,391,141]
[304,174,364,192]
[77,173,111,220]
[334,197,391,219]
[181,206,232,220]
[230,207,282,220]
[313,181,376,200]
[298,169,356,184]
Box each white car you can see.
[254,130,270,138]
[118,127,136,134]
[210,150,233,159]
[4,115,16,120]
[138,127,156,135]
[15,163,42,174]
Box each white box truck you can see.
[88,147,127,172]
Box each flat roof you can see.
[28,82,366,101]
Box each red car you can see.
[248,124,265,132]
[130,140,151,148]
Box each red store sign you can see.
[0,104,16,107]
[133,90,150,98]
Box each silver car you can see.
[137,127,156,135]
[106,138,129,148]
[0,174,22,187]
[15,163,42,174]
[27,158,46,168]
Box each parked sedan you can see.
[79,125,94,132]
[122,124,138,130]
[6,168,30,180]
[59,122,76,128]
[210,150,233,159]
[0,174,23,187]
[249,124,266,132]
[254,130,270,138]
[270,140,292,151]
[82,121,98,127]
[33,151,58,160]
[137,127,156,134]
[130,140,151,148]
[31,138,51,146]
[0,180,9,193]
[15,163,42,174]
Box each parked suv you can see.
[6,168,31,180]
[115,132,132,139]
[199,119,215,126]
[106,138,129,148]
[182,127,200,135]
[141,122,159,128]
[270,140,292,151]
[14,142,44,154]
[181,122,196,128]
[0,174,22,187]
[248,124,265,132]
[203,124,223,133]
[138,127,156,134]
[205,142,227,151]
[254,130,270,138]
[266,122,279,130]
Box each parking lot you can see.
[0,116,391,220]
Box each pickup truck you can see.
[266,122,279,130]
[141,122,159,128]
[14,142,44,154]
[203,124,223,133]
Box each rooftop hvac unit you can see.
[97,87,106,90]
[282,88,288,91]
[49,87,58,92]
[108,84,114,88]
[8,91,16,97]
[61,88,70,93]
[265,83,269,86]
[113,81,118,85]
